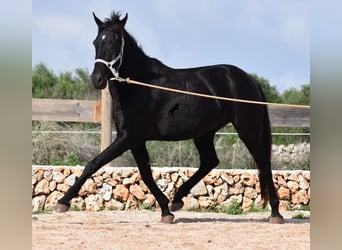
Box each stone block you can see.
[242,197,253,211]
[56,183,70,193]
[113,185,129,202]
[32,195,46,211]
[183,195,199,210]
[299,175,310,190]
[104,199,124,211]
[221,173,234,185]
[292,190,309,204]
[52,171,65,183]
[244,187,258,199]
[44,191,64,210]
[64,174,76,186]
[70,197,86,211]
[85,194,104,211]
[99,183,113,201]
[241,172,257,187]
[143,194,156,207]
[287,181,299,193]
[190,180,207,197]
[129,184,146,200]
[93,175,104,187]
[198,196,215,209]
[35,179,50,195]
[78,178,97,196]
[277,186,290,200]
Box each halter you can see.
[94,37,125,78]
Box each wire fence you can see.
[32,130,310,136]
[32,127,310,170]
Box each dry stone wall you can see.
[32,166,310,212]
[271,142,310,168]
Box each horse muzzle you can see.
[91,73,107,89]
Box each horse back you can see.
[111,63,266,141]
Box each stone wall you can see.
[32,166,310,212]
[271,142,310,168]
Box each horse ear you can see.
[120,13,128,27]
[92,12,103,28]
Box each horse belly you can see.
[155,100,227,140]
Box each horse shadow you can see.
[173,216,309,224]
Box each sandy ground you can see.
[32,210,309,250]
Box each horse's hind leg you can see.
[131,144,174,223]
[235,124,283,224]
[171,132,219,211]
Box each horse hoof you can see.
[53,203,69,213]
[170,202,184,212]
[269,216,284,224]
[160,214,175,224]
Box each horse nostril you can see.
[91,73,104,87]
[97,75,103,85]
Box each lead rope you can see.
[110,76,310,109]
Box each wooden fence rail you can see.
[32,86,112,150]
[32,98,101,123]
[32,87,310,150]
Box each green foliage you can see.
[216,200,243,215]
[225,200,243,215]
[32,210,51,215]
[271,127,310,145]
[292,212,310,219]
[50,153,84,166]
[140,203,156,211]
[32,62,100,100]
[249,204,270,213]
[147,140,199,168]
[32,121,100,166]
[300,204,310,211]
[32,63,57,98]
[51,153,85,166]
[69,206,81,212]
[282,84,310,105]
[250,73,283,103]
[250,73,310,106]
[32,121,310,170]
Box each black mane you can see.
[104,11,122,26]
[102,11,145,58]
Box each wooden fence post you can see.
[100,84,113,152]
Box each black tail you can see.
[258,88,272,204]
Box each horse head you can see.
[90,12,128,89]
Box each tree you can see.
[249,73,283,103]
[32,63,57,98]
[74,68,100,100]
[32,63,99,100]
[298,84,310,105]
[282,84,310,105]
[53,71,79,99]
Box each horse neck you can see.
[120,32,152,80]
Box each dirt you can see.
[32,210,309,250]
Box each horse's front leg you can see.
[131,144,174,223]
[171,133,219,212]
[53,136,129,212]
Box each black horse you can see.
[54,12,283,224]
